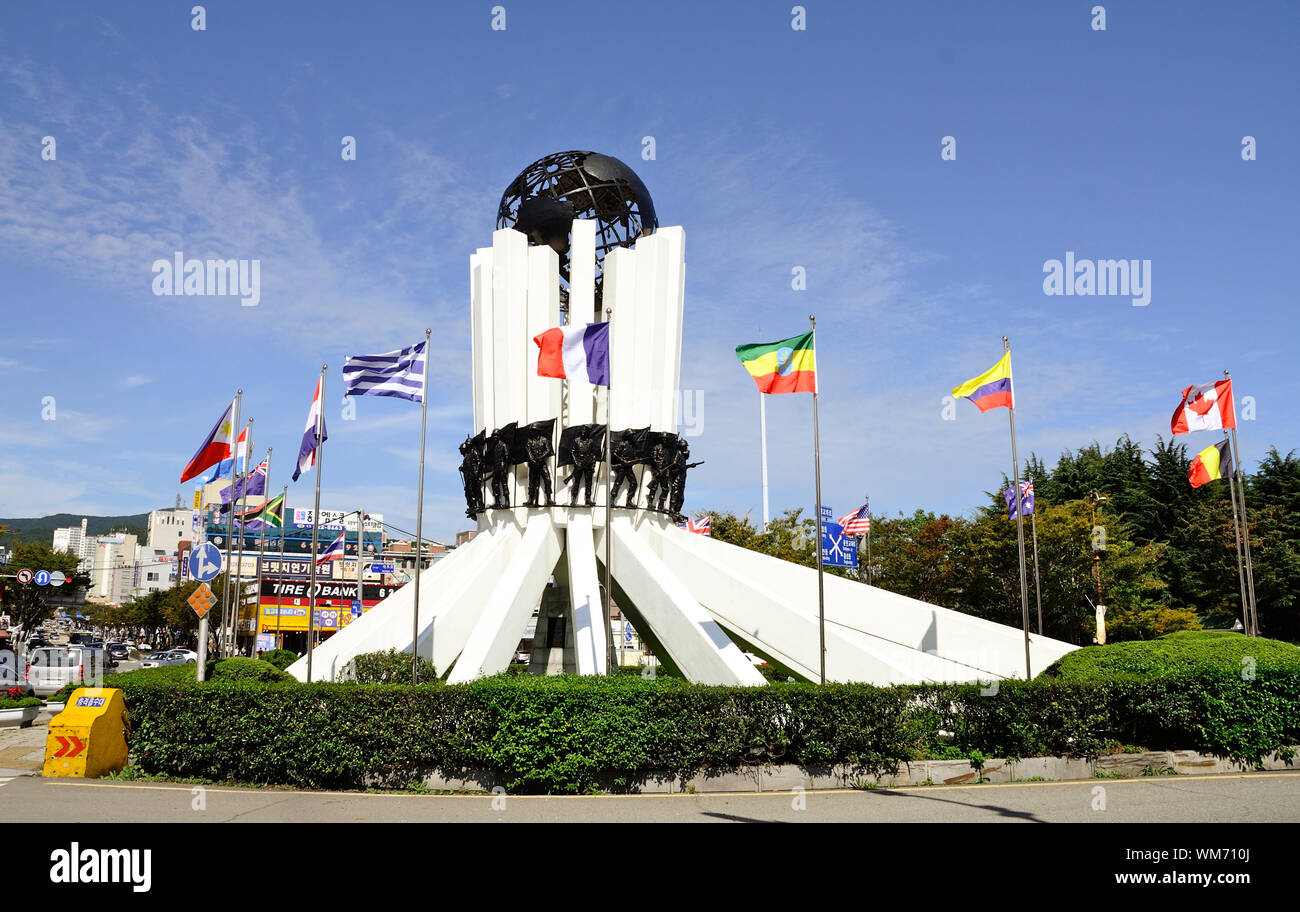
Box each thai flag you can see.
[678,516,711,536]
[533,322,610,387]
[292,376,329,482]
[180,400,236,483]
[316,531,346,564]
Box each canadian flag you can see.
[1171,380,1236,435]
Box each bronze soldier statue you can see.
[668,441,703,521]
[487,432,511,509]
[459,434,486,517]
[646,438,672,513]
[610,435,639,508]
[565,425,599,507]
[524,431,554,507]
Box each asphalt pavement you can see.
[2,770,1297,823]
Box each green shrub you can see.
[47,681,84,703]
[1041,630,1300,681]
[0,687,42,710]
[109,670,1300,794]
[342,649,438,684]
[207,657,290,683]
[258,649,299,671]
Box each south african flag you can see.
[239,492,285,532]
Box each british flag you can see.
[678,516,711,536]
[836,503,871,536]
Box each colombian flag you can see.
[952,351,1014,412]
[735,331,816,395]
[1189,440,1233,488]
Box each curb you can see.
[404,746,1299,794]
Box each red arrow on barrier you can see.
[66,736,85,758]
[52,736,70,758]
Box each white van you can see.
[25,645,106,697]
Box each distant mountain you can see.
[0,511,161,546]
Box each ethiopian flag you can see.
[735,331,816,395]
[1188,440,1233,489]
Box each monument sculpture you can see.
[289,152,1078,688]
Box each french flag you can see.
[533,322,610,387]
[316,531,346,564]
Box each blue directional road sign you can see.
[369,562,395,574]
[821,521,858,569]
[351,600,362,617]
[33,570,51,586]
[189,542,223,582]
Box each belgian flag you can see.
[1188,440,1233,489]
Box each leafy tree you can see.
[0,542,89,639]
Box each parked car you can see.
[170,649,198,664]
[141,651,186,669]
[25,645,108,697]
[107,643,130,661]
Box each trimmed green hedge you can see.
[258,649,299,671]
[1041,630,1300,681]
[108,671,1300,794]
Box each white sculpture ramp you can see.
[286,525,513,682]
[600,518,767,686]
[446,516,564,684]
[643,523,1077,682]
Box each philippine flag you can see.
[180,400,236,483]
[316,531,346,564]
[533,322,611,387]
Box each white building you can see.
[146,508,193,557]
[134,544,175,596]
[52,518,95,572]
[90,534,138,605]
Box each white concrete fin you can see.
[447,516,564,683]
[564,512,607,675]
[600,518,765,686]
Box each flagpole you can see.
[810,315,826,684]
[276,484,286,650]
[1004,337,1032,679]
[1222,431,1251,634]
[865,493,872,581]
[403,330,431,685]
[603,307,615,675]
[1029,476,1043,636]
[356,506,366,628]
[307,365,327,683]
[229,424,255,656]
[759,392,770,533]
[1224,370,1258,636]
[253,447,272,656]
[218,392,242,658]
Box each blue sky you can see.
[1,2,1296,541]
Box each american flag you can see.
[678,516,711,536]
[836,502,871,536]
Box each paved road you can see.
[2,771,1297,823]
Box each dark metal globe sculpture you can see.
[497,151,658,317]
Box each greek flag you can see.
[343,340,427,403]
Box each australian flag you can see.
[1002,481,1035,521]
